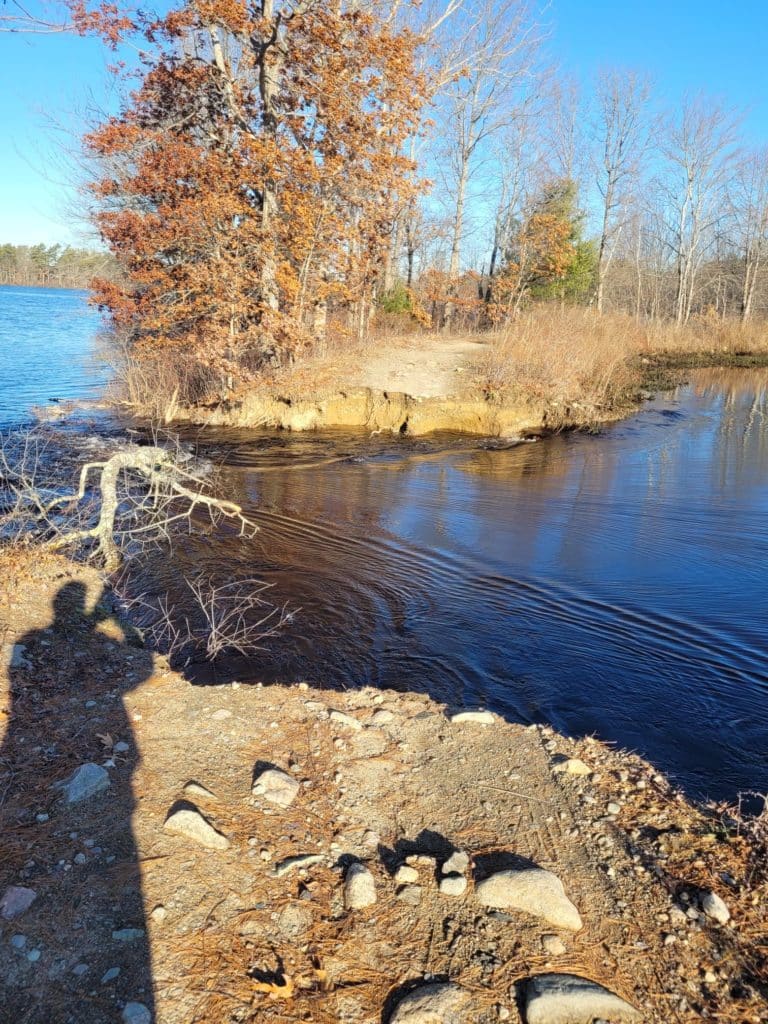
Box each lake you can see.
[3,286,767,801]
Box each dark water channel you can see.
[148,369,768,804]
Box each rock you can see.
[330,710,363,731]
[442,851,469,875]
[271,853,324,878]
[252,768,301,807]
[27,949,41,962]
[362,830,380,848]
[552,758,591,776]
[397,885,423,905]
[700,891,730,924]
[541,934,567,956]
[439,874,467,897]
[101,967,121,983]
[344,863,376,910]
[150,905,167,924]
[163,806,230,850]
[388,982,471,1023]
[72,963,89,976]
[276,904,312,938]
[395,865,420,884]
[606,802,621,815]
[211,708,232,720]
[524,974,641,1024]
[10,934,27,950]
[371,709,395,726]
[183,781,219,802]
[112,928,145,942]
[113,741,130,754]
[122,1003,152,1024]
[450,711,494,725]
[475,869,582,931]
[55,763,110,804]
[0,886,37,920]
[9,644,31,670]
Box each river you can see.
[2,286,767,802]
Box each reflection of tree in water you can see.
[0,581,154,1023]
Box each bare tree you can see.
[590,69,653,313]
[729,148,768,321]
[658,97,741,325]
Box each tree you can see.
[590,69,652,313]
[729,148,768,321]
[85,1,426,397]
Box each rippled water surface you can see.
[0,286,106,424]
[142,370,768,803]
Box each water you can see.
[0,285,107,425]
[155,372,768,803]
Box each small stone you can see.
[344,863,376,910]
[541,934,567,956]
[406,854,437,870]
[442,851,469,875]
[9,644,30,669]
[397,885,423,905]
[439,874,467,897]
[211,708,232,720]
[475,869,582,930]
[0,886,37,920]
[388,982,471,1023]
[101,967,121,984]
[151,905,167,923]
[122,1003,152,1024]
[35,813,49,823]
[183,781,219,802]
[112,928,145,942]
[700,891,730,924]
[10,934,27,950]
[27,949,41,963]
[252,768,301,808]
[704,970,717,984]
[663,933,676,946]
[552,758,591,776]
[72,963,89,976]
[55,763,110,804]
[113,741,130,753]
[163,806,230,850]
[525,974,641,1024]
[362,830,380,848]
[450,710,494,725]
[607,802,621,815]
[371,709,395,726]
[330,710,363,731]
[271,854,323,878]
[395,865,419,884]
[669,905,687,927]
[74,853,87,865]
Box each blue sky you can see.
[0,0,766,246]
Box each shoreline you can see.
[0,550,766,1023]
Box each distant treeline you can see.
[0,243,117,290]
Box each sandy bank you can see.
[0,552,765,1023]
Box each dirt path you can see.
[352,335,488,399]
[0,553,765,1024]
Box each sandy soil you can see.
[350,336,488,399]
[0,552,765,1024]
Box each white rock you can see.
[397,885,423,905]
[150,905,167,923]
[388,982,471,1023]
[270,853,323,878]
[183,781,219,802]
[541,933,567,956]
[252,768,300,808]
[344,863,376,910]
[330,710,363,731]
[211,709,232,720]
[163,807,230,850]
[122,1003,152,1024]
[525,974,641,1024]
[439,874,467,897]
[371,708,395,726]
[395,865,419,884]
[552,758,591,777]
[450,711,494,725]
[0,886,37,920]
[700,891,730,925]
[442,851,469,875]
[475,869,582,930]
[56,763,110,804]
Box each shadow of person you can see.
[0,581,155,1023]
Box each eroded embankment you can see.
[0,550,765,1024]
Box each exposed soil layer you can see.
[0,551,766,1024]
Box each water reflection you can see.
[143,370,768,802]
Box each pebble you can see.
[210,709,232,720]
[74,853,87,865]
[72,963,89,976]
[329,710,363,731]
[541,934,567,956]
[114,741,130,753]
[395,865,419,884]
[151,905,167,923]
[344,863,377,910]
[270,854,323,878]
[362,830,380,848]
[700,891,730,925]
[163,806,230,850]
[371,709,395,726]
[389,982,471,1023]
[112,928,145,942]
[450,710,494,725]
[397,885,423,905]
[442,850,469,875]
[122,1003,152,1024]
[251,768,300,808]
[101,967,121,984]
[9,644,30,670]
[607,802,621,815]
[10,934,27,950]
[525,973,641,1023]
[0,886,37,921]
[552,757,592,776]
[183,781,219,802]
[439,874,467,897]
[27,949,41,963]
[55,763,110,804]
[475,869,583,931]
